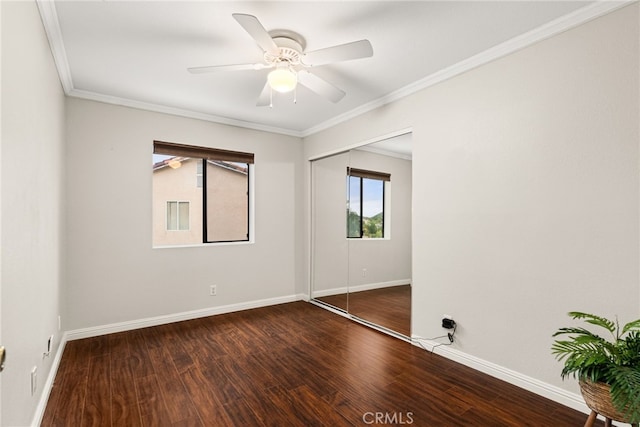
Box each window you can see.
[347,167,390,238]
[196,161,203,188]
[152,141,254,246]
[167,201,189,230]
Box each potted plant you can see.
[552,311,640,425]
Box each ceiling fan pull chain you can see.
[294,85,297,104]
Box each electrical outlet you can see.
[209,285,217,296]
[362,268,367,278]
[44,335,53,358]
[442,316,456,329]
[31,366,37,395]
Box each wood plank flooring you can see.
[315,285,411,336]
[42,301,603,426]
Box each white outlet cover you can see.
[31,366,37,395]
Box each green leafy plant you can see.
[552,312,640,422]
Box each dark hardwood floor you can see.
[351,285,411,336]
[42,301,602,426]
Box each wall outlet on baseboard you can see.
[47,335,53,356]
[210,285,217,296]
[44,335,53,358]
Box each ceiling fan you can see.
[188,14,373,106]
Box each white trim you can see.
[37,0,632,138]
[66,293,305,341]
[31,339,67,427]
[349,279,410,294]
[36,0,73,94]
[356,145,412,161]
[411,337,592,417]
[301,1,634,137]
[67,88,304,138]
[307,128,412,162]
[312,280,410,298]
[312,286,349,298]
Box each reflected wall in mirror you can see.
[311,133,412,337]
[347,135,412,335]
[311,151,350,312]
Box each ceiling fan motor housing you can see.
[265,30,306,66]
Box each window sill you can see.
[153,240,254,249]
[346,237,390,241]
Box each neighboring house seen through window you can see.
[152,141,254,246]
[347,167,390,238]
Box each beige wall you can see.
[1,2,66,426]
[304,2,639,405]
[153,159,203,245]
[65,98,304,331]
[4,2,638,425]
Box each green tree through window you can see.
[347,168,389,238]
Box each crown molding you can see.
[37,0,634,139]
[68,88,304,138]
[356,145,412,161]
[301,0,635,137]
[36,0,73,94]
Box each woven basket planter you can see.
[579,379,632,423]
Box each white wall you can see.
[1,2,66,426]
[65,98,305,331]
[304,2,639,400]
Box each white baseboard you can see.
[34,296,610,426]
[312,286,349,298]
[411,336,590,416]
[349,279,410,294]
[31,338,67,427]
[312,279,410,298]
[65,293,306,341]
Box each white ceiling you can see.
[41,1,621,137]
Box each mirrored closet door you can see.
[311,151,350,312]
[311,133,412,337]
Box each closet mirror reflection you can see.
[311,133,412,337]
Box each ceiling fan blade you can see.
[188,63,268,74]
[302,40,373,66]
[297,71,346,103]
[232,13,279,56]
[256,82,271,107]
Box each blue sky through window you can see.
[349,176,383,218]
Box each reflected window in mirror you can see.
[347,168,390,239]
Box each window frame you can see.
[202,159,251,244]
[153,140,254,246]
[347,167,390,239]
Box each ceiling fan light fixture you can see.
[268,65,297,93]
